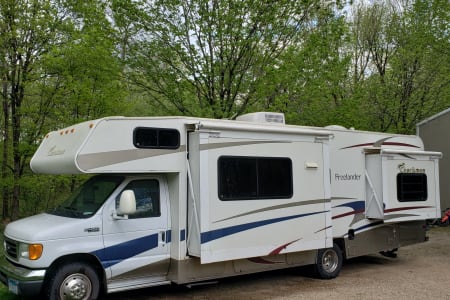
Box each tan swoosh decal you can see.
[214,198,331,223]
[78,140,290,170]
[200,140,291,151]
[77,145,186,170]
[384,214,418,221]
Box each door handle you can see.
[161,231,166,244]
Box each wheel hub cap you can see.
[60,273,92,300]
[323,250,338,273]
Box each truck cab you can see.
[1,174,170,298]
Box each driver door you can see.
[102,176,170,285]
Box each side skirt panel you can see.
[344,221,426,259]
[169,250,317,284]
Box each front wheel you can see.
[313,243,343,279]
[45,262,100,300]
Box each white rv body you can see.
[0,113,441,298]
[326,128,440,257]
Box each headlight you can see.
[18,243,43,260]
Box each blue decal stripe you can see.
[92,234,159,268]
[180,229,186,241]
[166,230,172,243]
[201,211,327,244]
[354,220,384,233]
[334,200,365,211]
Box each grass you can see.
[0,285,21,300]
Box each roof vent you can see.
[236,112,285,124]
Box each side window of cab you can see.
[116,179,161,218]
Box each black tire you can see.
[313,243,343,279]
[45,262,100,300]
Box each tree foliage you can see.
[0,0,124,220]
[127,0,345,119]
[349,0,449,133]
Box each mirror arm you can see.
[112,211,129,220]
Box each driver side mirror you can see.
[113,190,136,220]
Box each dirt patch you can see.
[109,227,450,299]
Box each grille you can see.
[4,238,18,259]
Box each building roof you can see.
[417,107,450,127]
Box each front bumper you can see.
[0,255,46,296]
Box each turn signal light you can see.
[28,244,43,260]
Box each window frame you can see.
[218,155,293,201]
[133,127,180,149]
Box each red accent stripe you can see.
[332,209,365,219]
[247,257,278,264]
[341,143,373,149]
[332,206,431,220]
[382,142,420,148]
[315,225,332,233]
[384,206,431,213]
[341,142,420,150]
[269,239,300,255]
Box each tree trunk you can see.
[1,79,10,220]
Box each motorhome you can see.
[0,112,441,299]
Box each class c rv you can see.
[0,112,442,299]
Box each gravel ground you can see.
[109,226,450,300]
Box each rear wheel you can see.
[46,262,100,300]
[313,243,343,279]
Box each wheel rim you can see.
[322,249,339,273]
[59,273,92,300]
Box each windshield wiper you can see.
[62,206,77,211]
[50,206,85,218]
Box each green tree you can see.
[260,7,351,127]
[349,0,450,133]
[44,0,126,124]
[126,0,346,119]
[0,0,125,220]
[0,0,62,220]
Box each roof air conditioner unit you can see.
[236,112,285,124]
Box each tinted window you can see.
[50,175,124,219]
[159,129,179,147]
[219,157,258,199]
[218,156,292,200]
[397,173,428,202]
[258,158,293,198]
[134,127,180,149]
[117,179,161,218]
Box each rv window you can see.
[397,173,428,202]
[218,156,293,200]
[116,179,161,218]
[134,127,180,149]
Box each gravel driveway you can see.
[109,226,450,300]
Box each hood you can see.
[4,213,102,242]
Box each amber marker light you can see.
[28,244,43,260]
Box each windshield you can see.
[49,175,125,219]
